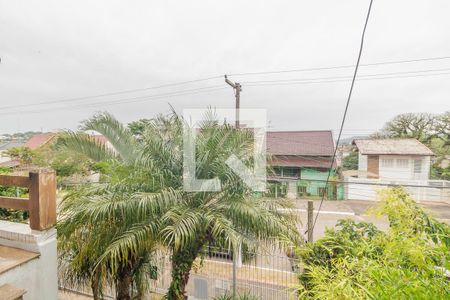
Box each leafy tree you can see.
[127,118,151,139]
[4,146,35,164]
[342,149,358,170]
[58,112,298,300]
[295,188,450,299]
[431,164,450,180]
[380,113,435,143]
[434,111,450,146]
[33,137,91,179]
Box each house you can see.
[353,139,434,180]
[344,139,449,202]
[23,133,56,150]
[266,130,337,198]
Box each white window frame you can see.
[396,158,409,168]
[413,159,422,174]
[381,158,394,168]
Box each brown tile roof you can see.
[266,131,334,156]
[353,138,434,156]
[24,133,56,150]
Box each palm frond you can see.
[82,112,138,163]
[59,132,117,162]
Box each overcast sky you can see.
[0,0,449,137]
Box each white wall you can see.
[358,153,367,178]
[345,176,450,203]
[0,221,57,300]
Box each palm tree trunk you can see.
[91,274,101,300]
[167,246,202,300]
[116,265,133,300]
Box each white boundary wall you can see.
[345,176,450,203]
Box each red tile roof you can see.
[24,133,56,150]
[266,130,334,156]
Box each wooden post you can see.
[29,169,56,231]
[307,201,314,243]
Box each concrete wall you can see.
[345,176,450,203]
[0,221,57,300]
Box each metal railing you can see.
[148,246,299,300]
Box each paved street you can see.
[292,199,450,240]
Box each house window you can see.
[381,158,394,168]
[273,167,282,176]
[283,167,300,178]
[413,159,422,173]
[298,186,307,196]
[396,159,409,168]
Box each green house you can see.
[266,130,343,199]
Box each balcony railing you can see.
[0,169,56,231]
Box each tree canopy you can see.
[295,188,450,299]
[57,111,299,300]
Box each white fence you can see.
[59,246,300,300]
[149,246,299,300]
[344,177,450,203]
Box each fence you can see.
[266,180,345,200]
[59,246,300,300]
[266,177,450,203]
[149,246,300,300]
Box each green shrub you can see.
[295,188,450,300]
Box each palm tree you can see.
[58,111,299,300]
[58,113,166,299]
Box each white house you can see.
[353,139,434,180]
[344,139,450,203]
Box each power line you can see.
[228,55,450,77]
[245,71,450,87]
[311,0,374,234]
[242,67,450,84]
[4,68,450,116]
[0,75,223,111]
[0,86,228,116]
[2,55,450,112]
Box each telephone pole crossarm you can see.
[224,75,242,128]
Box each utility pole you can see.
[307,200,314,243]
[224,75,242,128]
